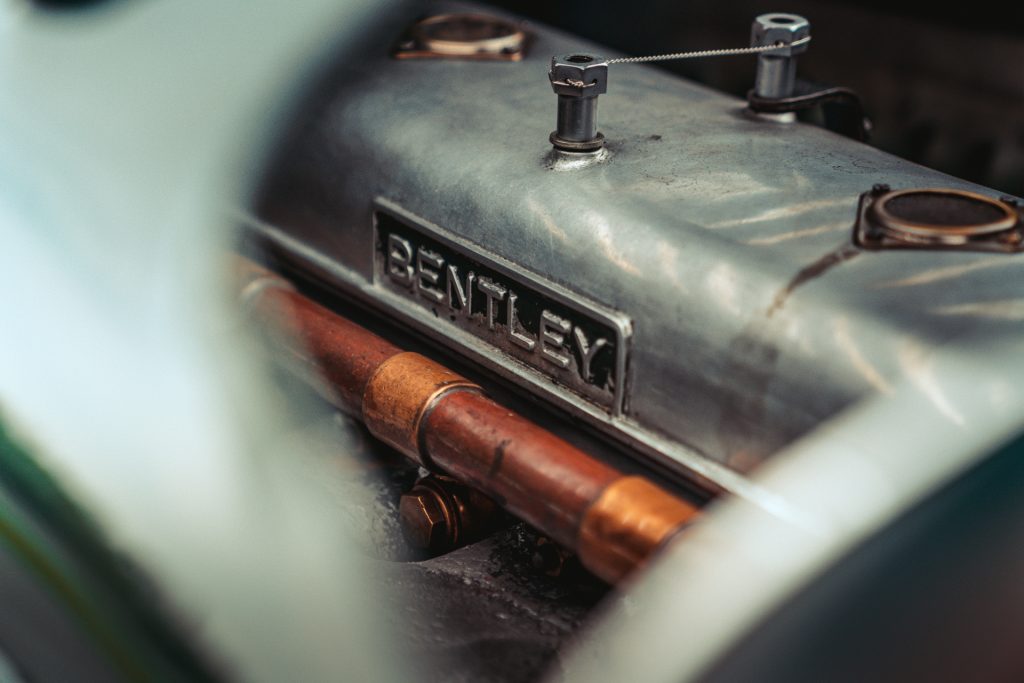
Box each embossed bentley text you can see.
[374,208,627,412]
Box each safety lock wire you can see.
[548,18,815,153]
[606,35,811,65]
[549,14,867,151]
[547,32,817,152]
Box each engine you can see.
[3,1,1024,681]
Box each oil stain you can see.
[767,244,861,317]
[717,243,861,470]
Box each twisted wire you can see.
[606,35,810,65]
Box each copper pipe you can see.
[422,389,620,552]
[241,261,699,583]
[241,263,403,414]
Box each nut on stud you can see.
[750,13,810,100]
[399,485,453,552]
[751,13,811,58]
[398,475,499,555]
[549,53,609,97]
[548,53,609,152]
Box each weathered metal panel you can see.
[252,4,1024,492]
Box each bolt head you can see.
[751,14,810,56]
[399,489,450,552]
[549,53,608,97]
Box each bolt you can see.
[750,13,810,100]
[399,475,499,555]
[1000,195,1020,207]
[872,183,891,194]
[548,53,609,152]
[399,486,453,553]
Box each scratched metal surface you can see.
[252,3,1024,491]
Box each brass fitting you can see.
[398,475,499,555]
[362,352,479,467]
[577,476,698,584]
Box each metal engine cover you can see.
[251,5,1024,495]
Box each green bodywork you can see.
[0,418,215,681]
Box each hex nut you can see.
[548,53,608,97]
[399,488,451,552]
[750,14,810,57]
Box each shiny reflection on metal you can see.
[929,299,1024,321]
[545,146,613,171]
[710,197,852,229]
[394,12,527,61]
[897,341,964,425]
[745,222,847,245]
[745,109,797,124]
[832,316,892,395]
[854,187,1024,252]
[874,256,1014,288]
